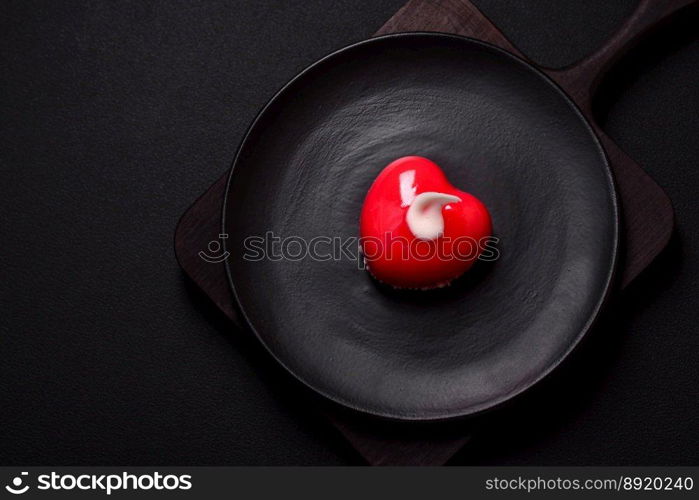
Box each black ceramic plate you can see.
[223,33,618,421]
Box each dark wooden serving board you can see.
[175,0,687,465]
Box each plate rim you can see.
[221,32,620,421]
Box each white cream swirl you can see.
[406,191,461,240]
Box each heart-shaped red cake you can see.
[360,156,492,289]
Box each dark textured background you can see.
[1,0,697,465]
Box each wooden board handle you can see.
[375,0,524,57]
[547,0,696,113]
[378,0,696,114]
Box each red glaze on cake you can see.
[360,156,492,289]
